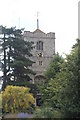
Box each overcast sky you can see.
[0,0,79,77]
[0,0,79,55]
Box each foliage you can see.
[39,53,64,104]
[2,86,35,113]
[0,26,35,90]
[0,86,2,117]
[0,93,2,109]
[60,39,80,118]
[39,39,80,118]
[33,106,62,118]
[45,53,64,80]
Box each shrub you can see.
[33,106,62,118]
[2,85,35,113]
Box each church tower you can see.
[23,18,55,83]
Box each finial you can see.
[37,12,39,29]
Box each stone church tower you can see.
[23,20,55,83]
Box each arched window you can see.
[36,41,43,50]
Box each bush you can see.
[33,106,62,118]
[2,85,35,113]
[0,93,2,109]
[0,93,2,117]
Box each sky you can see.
[0,0,79,55]
[0,0,79,77]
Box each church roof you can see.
[33,29,45,34]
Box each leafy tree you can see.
[2,85,35,113]
[45,53,64,80]
[41,39,80,118]
[0,26,35,90]
[60,39,80,118]
[40,53,64,104]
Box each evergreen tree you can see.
[0,26,35,90]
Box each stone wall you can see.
[23,29,55,81]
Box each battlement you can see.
[23,29,55,39]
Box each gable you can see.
[33,29,45,34]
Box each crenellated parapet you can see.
[23,29,55,39]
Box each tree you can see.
[0,26,35,90]
[45,53,64,80]
[2,85,35,113]
[60,39,80,118]
[40,53,64,104]
[41,39,80,118]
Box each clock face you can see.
[38,52,43,57]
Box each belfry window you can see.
[39,61,43,65]
[36,41,43,50]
